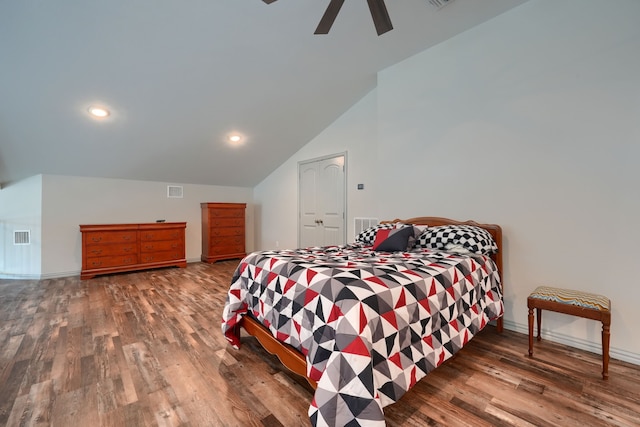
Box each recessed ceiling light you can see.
[229,135,241,143]
[88,106,110,118]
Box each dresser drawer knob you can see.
[91,249,103,255]
[91,261,103,267]
[91,236,102,243]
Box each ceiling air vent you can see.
[14,230,31,245]
[167,185,183,198]
[428,0,454,9]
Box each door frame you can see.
[297,151,347,248]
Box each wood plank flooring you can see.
[1,262,639,426]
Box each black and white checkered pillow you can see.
[415,225,497,255]
[355,223,396,245]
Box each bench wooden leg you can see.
[536,308,541,341]
[602,322,610,380]
[528,307,534,357]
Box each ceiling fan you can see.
[262,0,393,36]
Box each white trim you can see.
[503,320,640,366]
[0,273,44,280]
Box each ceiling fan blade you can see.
[262,0,277,4]
[366,0,393,35]
[314,0,345,34]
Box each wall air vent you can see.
[14,230,31,245]
[167,185,184,198]
[354,217,378,239]
[428,0,454,9]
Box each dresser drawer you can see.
[209,227,244,237]
[140,240,183,253]
[84,243,136,258]
[210,208,245,219]
[140,251,183,264]
[85,255,138,269]
[84,231,136,245]
[209,236,244,248]
[140,229,184,242]
[209,218,245,228]
[208,244,245,256]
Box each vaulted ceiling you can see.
[0,0,528,188]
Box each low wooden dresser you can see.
[201,202,246,263]
[80,222,187,279]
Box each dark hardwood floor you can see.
[1,262,639,426]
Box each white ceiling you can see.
[0,0,528,188]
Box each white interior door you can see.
[298,154,346,248]
[299,161,320,248]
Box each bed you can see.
[222,217,504,426]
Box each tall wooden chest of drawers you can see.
[80,222,186,279]
[201,203,246,263]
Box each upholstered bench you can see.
[527,286,611,380]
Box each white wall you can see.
[254,89,380,251]
[255,0,640,363]
[375,0,640,363]
[1,174,254,278]
[0,175,42,278]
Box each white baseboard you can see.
[503,320,640,366]
[0,271,81,280]
[0,272,43,280]
[1,260,204,281]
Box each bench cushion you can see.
[529,286,610,312]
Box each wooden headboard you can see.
[382,216,503,278]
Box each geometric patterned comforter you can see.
[222,244,504,427]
